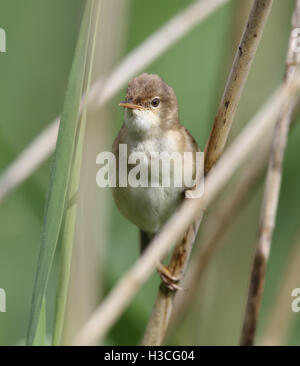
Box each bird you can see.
[111,73,200,289]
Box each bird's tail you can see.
[139,230,155,254]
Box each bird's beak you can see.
[118,101,145,110]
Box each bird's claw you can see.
[156,265,183,291]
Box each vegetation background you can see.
[0,0,299,345]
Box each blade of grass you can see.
[33,298,46,346]
[52,0,102,345]
[26,1,93,346]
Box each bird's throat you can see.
[124,108,161,137]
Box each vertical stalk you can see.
[52,0,102,345]
[142,0,273,346]
[240,0,300,346]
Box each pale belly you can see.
[111,134,194,233]
[112,185,184,233]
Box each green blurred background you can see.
[1,0,300,346]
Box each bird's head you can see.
[119,73,179,137]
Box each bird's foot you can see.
[156,263,182,291]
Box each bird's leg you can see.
[156,262,182,291]
[140,230,182,290]
[157,224,197,291]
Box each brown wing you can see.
[180,126,202,190]
[181,125,200,153]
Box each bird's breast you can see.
[112,135,187,233]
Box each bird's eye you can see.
[151,97,160,107]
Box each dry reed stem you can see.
[0,121,59,203]
[170,94,300,333]
[240,0,300,346]
[142,0,273,346]
[0,0,230,204]
[204,0,273,173]
[260,226,300,346]
[73,76,299,346]
[171,141,270,326]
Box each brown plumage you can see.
[111,73,200,257]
